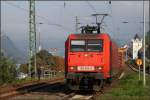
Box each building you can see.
[131,34,143,59]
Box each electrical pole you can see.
[143,0,146,86]
[37,22,43,52]
[29,0,37,78]
[0,0,1,61]
[0,32,1,61]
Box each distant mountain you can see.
[1,35,26,63]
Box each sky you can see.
[1,1,149,57]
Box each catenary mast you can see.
[29,0,37,78]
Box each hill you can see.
[1,35,25,63]
[20,50,65,74]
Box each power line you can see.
[4,1,73,32]
[107,1,117,38]
[86,1,97,13]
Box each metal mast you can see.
[0,1,1,60]
[0,31,1,60]
[75,16,79,33]
[29,0,37,78]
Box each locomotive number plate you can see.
[77,66,94,71]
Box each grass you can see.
[100,72,150,100]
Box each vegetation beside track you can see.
[0,57,17,85]
[100,72,150,100]
[0,72,64,94]
[0,49,64,86]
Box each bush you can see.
[0,57,17,85]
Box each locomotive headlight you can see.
[95,66,102,70]
[70,66,77,70]
[98,67,102,70]
[70,67,74,70]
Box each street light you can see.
[37,22,43,52]
[0,32,1,60]
[143,0,146,86]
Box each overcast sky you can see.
[1,1,149,56]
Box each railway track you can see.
[8,82,76,100]
[0,77,64,99]
[1,71,124,100]
[6,82,108,100]
[69,72,123,100]
[126,60,150,75]
[5,79,121,100]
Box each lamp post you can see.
[143,0,146,86]
[0,32,1,61]
[37,22,43,52]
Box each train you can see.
[65,25,123,91]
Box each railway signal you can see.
[136,59,142,81]
[136,59,142,66]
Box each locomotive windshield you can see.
[87,40,103,52]
[71,40,85,51]
[70,39,103,52]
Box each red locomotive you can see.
[65,25,122,91]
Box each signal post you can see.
[136,59,142,81]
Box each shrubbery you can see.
[0,57,17,85]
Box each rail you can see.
[0,77,64,99]
[125,60,150,75]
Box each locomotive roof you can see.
[68,33,110,39]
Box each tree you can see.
[146,31,150,59]
[20,64,28,74]
[35,50,55,68]
[0,57,17,84]
[19,49,65,76]
[146,31,150,45]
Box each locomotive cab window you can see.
[71,40,85,51]
[87,40,103,52]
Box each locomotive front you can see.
[65,33,111,91]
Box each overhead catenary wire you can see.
[107,1,118,39]
[4,1,73,32]
[86,1,113,33]
[86,1,97,14]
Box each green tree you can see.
[35,50,55,68]
[20,64,28,74]
[0,57,17,84]
[146,31,150,59]
[146,30,150,45]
